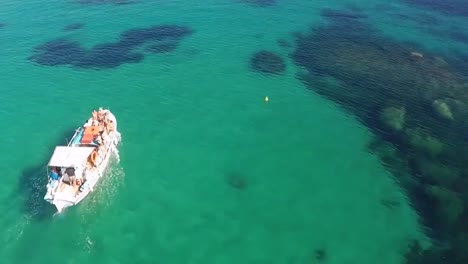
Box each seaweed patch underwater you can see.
[63,23,85,32]
[29,24,193,69]
[74,0,137,5]
[402,0,468,17]
[249,50,286,75]
[236,0,276,8]
[291,7,468,264]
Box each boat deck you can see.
[57,182,81,197]
[44,108,120,212]
[55,165,99,199]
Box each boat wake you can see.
[114,141,121,163]
[112,131,122,162]
[3,214,29,244]
[43,108,123,214]
[50,135,124,217]
[79,154,125,214]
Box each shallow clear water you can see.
[1,0,467,263]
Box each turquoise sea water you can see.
[1,0,467,263]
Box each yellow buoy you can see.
[264,96,269,102]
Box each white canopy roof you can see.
[48,146,95,167]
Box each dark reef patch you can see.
[226,172,248,190]
[291,13,468,264]
[30,38,145,68]
[403,0,468,17]
[378,5,468,46]
[314,248,326,262]
[19,163,57,221]
[390,12,439,27]
[373,3,439,26]
[250,50,286,75]
[380,197,401,209]
[63,23,84,31]
[320,7,368,21]
[448,29,468,44]
[237,0,276,8]
[75,0,136,5]
[374,3,399,12]
[403,240,447,264]
[406,23,468,46]
[19,128,77,221]
[0,23,6,28]
[277,38,292,48]
[450,52,468,77]
[29,24,193,69]
[145,41,178,54]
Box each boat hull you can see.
[43,109,121,213]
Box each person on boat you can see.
[75,169,83,187]
[96,134,103,146]
[48,167,60,191]
[66,167,76,187]
[108,120,114,131]
[97,135,107,153]
[97,107,106,123]
[56,166,62,176]
[91,109,99,126]
[90,148,99,168]
[82,167,88,182]
[50,167,60,181]
[103,119,109,133]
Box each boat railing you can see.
[45,166,60,194]
[69,126,85,146]
[53,176,64,193]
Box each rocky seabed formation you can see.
[291,9,468,264]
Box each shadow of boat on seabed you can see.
[17,128,77,221]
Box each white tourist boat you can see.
[43,108,121,213]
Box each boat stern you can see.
[44,184,75,213]
[54,201,67,213]
[45,197,73,213]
